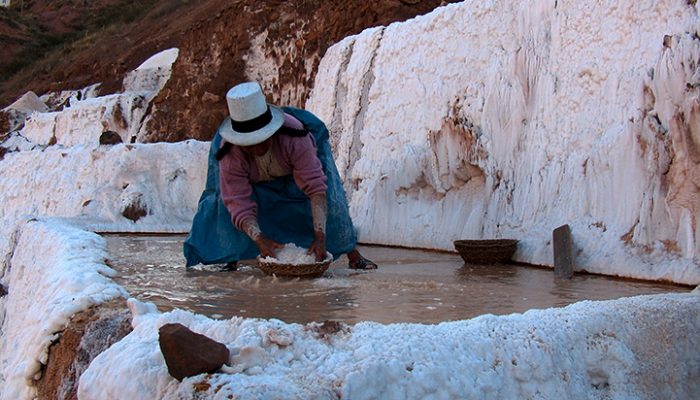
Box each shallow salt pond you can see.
[106,235,690,324]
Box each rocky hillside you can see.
[0,0,457,142]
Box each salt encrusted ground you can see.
[0,219,697,400]
[1,1,700,398]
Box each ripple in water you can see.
[105,235,690,324]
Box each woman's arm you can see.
[285,134,329,261]
[220,151,283,257]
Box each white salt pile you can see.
[261,243,330,265]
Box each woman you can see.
[184,81,377,270]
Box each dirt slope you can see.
[1,0,457,142]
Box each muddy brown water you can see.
[105,235,690,324]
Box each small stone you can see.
[193,380,211,392]
[121,196,148,222]
[305,320,350,340]
[159,323,230,381]
[99,131,123,145]
[663,34,673,49]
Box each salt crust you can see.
[0,200,697,400]
[306,0,700,285]
[135,48,179,70]
[0,219,126,400]
[77,294,700,399]
[2,2,700,398]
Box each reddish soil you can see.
[35,299,132,400]
[1,0,458,141]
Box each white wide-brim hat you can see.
[219,82,285,146]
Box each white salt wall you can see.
[12,48,179,146]
[0,141,207,233]
[0,141,208,280]
[39,83,101,112]
[22,92,152,146]
[0,219,126,400]
[307,0,700,284]
[79,293,700,399]
[1,91,48,133]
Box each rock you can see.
[99,130,123,145]
[121,196,148,222]
[6,91,48,114]
[0,284,6,297]
[159,323,230,381]
[0,110,10,133]
[1,91,48,133]
[305,320,350,340]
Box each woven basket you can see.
[453,239,518,265]
[257,257,332,278]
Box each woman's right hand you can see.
[255,235,284,258]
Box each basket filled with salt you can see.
[453,239,518,265]
[257,243,333,278]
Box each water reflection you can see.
[105,235,690,324]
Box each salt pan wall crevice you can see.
[0,219,127,400]
[244,27,319,108]
[307,0,700,284]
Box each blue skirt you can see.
[183,107,357,267]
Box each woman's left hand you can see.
[308,231,326,262]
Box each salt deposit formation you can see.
[308,0,700,285]
[0,48,209,271]
[0,1,699,399]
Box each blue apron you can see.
[183,107,357,266]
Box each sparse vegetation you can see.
[0,0,194,106]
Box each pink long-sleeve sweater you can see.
[219,114,328,230]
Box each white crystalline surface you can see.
[0,220,126,400]
[0,217,693,400]
[77,294,700,400]
[0,141,208,277]
[3,2,700,399]
[21,93,151,146]
[261,243,323,265]
[307,0,700,285]
[135,48,179,70]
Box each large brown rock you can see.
[159,323,230,381]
